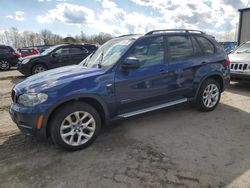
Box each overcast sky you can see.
[0,0,248,40]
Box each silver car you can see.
[229,42,250,81]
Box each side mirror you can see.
[121,57,140,69]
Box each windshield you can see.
[235,43,250,53]
[81,37,136,68]
[41,46,58,55]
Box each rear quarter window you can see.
[196,36,215,55]
[70,47,88,54]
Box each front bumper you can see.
[230,72,250,80]
[9,103,47,139]
[17,61,31,75]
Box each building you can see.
[238,7,250,45]
[63,37,76,44]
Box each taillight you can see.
[226,55,230,66]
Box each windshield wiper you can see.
[97,51,104,68]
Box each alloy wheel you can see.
[60,111,96,146]
[202,83,219,108]
[34,66,46,74]
[0,61,10,70]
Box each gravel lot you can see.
[0,69,250,188]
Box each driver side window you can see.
[128,36,164,68]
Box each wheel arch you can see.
[44,95,109,138]
[31,61,48,74]
[194,73,224,99]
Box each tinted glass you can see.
[196,36,215,55]
[128,36,164,68]
[84,45,97,51]
[55,47,70,55]
[70,47,83,54]
[191,36,202,56]
[168,36,193,60]
[0,47,11,54]
[234,43,250,53]
[20,49,30,53]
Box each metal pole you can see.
[235,23,238,42]
[247,0,250,7]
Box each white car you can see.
[229,42,250,81]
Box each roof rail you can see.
[115,34,139,38]
[145,29,204,35]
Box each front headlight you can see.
[18,93,48,107]
[22,59,30,64]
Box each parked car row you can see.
[219,42,237,54]
[0,45,20,70]
[0,43,98,71]
[17,44,97,75]
[17,48,40,57]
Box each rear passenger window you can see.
[196,36,215,55]
[70,47,82,54]
[191,37,202,56]
[168,36,193,61]
[70,47,88,54]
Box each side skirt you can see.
[118,98,188,118]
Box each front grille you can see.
[230,63,249,71]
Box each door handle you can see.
[201,61,208,65]
[159,69,168,75]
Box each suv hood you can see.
[22,54,43,59]
[229,53,250,63]
[15,65,104,93]
[20,54,45,61]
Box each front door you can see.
[114,36,168,114]
[51,47,72,68]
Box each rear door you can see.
[66,46,90,65]
[114,36,168,114]
[0,46,11,59]
[166,34,205,99]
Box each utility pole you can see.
[235,23,238,42]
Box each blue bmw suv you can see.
[10,29,230,151]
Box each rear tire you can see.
[0,60,11,70]
[50,102,101,151]
[31,64,47,75]
[195,79,221,112]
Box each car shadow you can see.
[0,67,17,72]
[228,81,250,97]
[10,75,26,84]
[1,102,250,187]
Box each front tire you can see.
[195,79,221,112]
[50,102,101,151]
[0,60,11,70]
[32,64,47,75]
